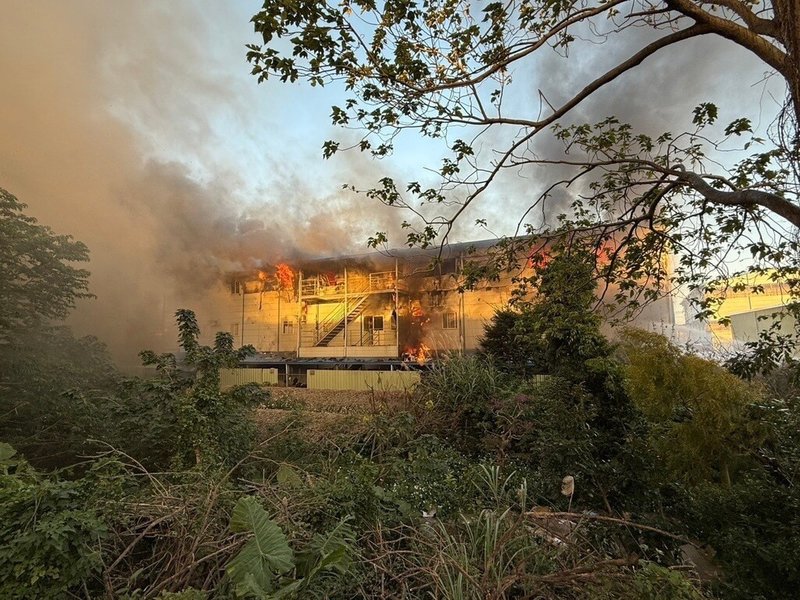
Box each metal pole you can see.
[344,266,348,357]
[277,291,281,352]
[459,255,466,354]
[297,270,303,356]
[241,282,245,347]
[395,258,400,358]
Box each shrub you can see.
[138,309,258,467]
[620,328,764,486]
[591,562,707,599]
[479,308,539,375]
[385,435,472,517]
[416,355,510,451]
[0,325,119,468]
[490,376,652,510]
[0,449,110,599]
[687,469,800,600]
[226,496,358,599]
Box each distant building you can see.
[707,271,795,344]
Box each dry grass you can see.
[252,387,412,442]
[266,387,409,413]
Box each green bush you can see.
[479,308,539,375]
[385,434,472,517]
[687,469,800,600]
[591,562,707,599]
[138,310,259,468]
[620,328,763,486]
[0,450,110,599]
[684,394,800,599]
[0,325,119,468]
[622,330,800,598]
[416,354,510,452]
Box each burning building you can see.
[202,238,675,375]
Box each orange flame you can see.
[275,263,295,290]
[416,343,431,365]
[403,343,432,365]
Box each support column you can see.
[296,270,302,355]
[395,258,400,358]
[458,255,466,353]
[240,284,245,347]
[277,292,281,351]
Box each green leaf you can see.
[266,579,303,600]
[0,442,17,464]
[227,497,294,597]
[276,464,303,488]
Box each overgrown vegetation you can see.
[3,194,799,598]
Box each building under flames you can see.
[202,239,675,381]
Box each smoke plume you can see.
[0,1,402,364]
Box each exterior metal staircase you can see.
[314,295,368,346]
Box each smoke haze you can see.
[0,1,404,364]
[0,2,779,363]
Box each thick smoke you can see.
[0,1,402,364]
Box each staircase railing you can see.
[313,294,368,346]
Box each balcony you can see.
[299,271,407,299]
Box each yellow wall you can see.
[306,369,420,391]
[220,368,279,390]
[210,248,675,357]
[709,272,791,343]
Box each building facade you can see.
[204,240,675,363]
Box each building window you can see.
[282,319,294,335]
[429,290,443,307]
[364,315,384,331]
[231,323,239,337]
[442,311,458,329]
[230,280,241,295]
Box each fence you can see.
[219,368,279,390]
[307,370,420,391]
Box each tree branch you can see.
[437,24,714,246]
[677,166,800,226]
[667,0,787,74]
[405,0,630,94]
[700,0,780,38]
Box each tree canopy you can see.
[0,187,91,340]
[247,0,800,332]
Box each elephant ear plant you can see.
[226,496,356,599]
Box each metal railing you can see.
[300,271,396,297]
[301,294,369,346]
[351,328,397,347]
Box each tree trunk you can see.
[774,0,800,140]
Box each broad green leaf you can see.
[227,497,294,598]
[266,579,303,600]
